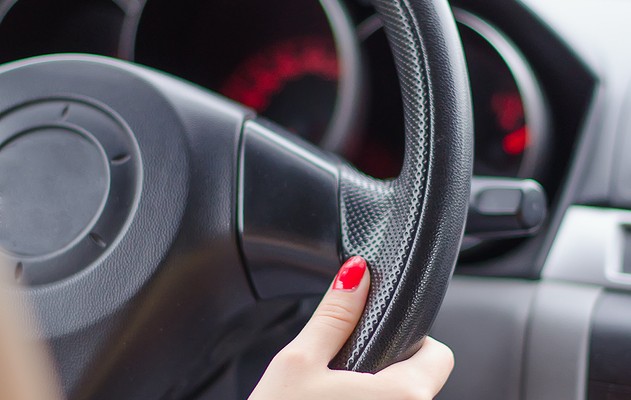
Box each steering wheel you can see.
[0,0,471,398]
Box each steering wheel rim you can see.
[0,0,471,397]
[331,0,473,372]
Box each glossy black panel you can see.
[240,119,340,299]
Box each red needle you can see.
[502,126,529,156]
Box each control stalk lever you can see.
[465,176,547,240]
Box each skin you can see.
[0,259,453,400]
[0,264,62,400]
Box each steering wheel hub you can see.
[0,127,108,257]
[0,98,141,284]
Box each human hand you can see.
[0,261,62,400]
[248,256,454,400]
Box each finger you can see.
[289,256,370,363]
[379,336,454,396]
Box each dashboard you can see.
[138,0,547,180]
[0,0,553,178]
[136,0,548,181]
[0,0,585,265]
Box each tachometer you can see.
[220,36,338,144]
[133,0,362,151]
[455,9,549,178]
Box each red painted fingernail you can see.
[333,256,367,291]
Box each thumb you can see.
[290,256,370,364]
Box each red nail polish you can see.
[333,256,367,291]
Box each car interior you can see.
[0,0,630,399]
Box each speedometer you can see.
[350,8,549,181]
[133,0,362,152]
[220,36,338,144]
[455,9,549,179]
[133,0,548,182]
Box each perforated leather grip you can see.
[330,0,473,372]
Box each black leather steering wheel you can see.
[0,0,471,398]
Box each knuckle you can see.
[315,301,355,329]
[273,347,313,370]
[378,375,434,400]
[399,387,434,400]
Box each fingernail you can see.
[333,256,367,291]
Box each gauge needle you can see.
[502,126,529,156]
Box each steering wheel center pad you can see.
[0,56,257,398]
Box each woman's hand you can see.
[249,256,454,400]
[0,263,62,400]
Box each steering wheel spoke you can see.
[240,119,341,299]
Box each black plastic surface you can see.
[0,99,139,284]
[588,291,631,399]
[0,128,107,256]
[466,176,547,239]
[240,119,341,298]
[0,56,258,399]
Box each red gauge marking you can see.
[221,37,338,112]
[502,126,530,156]
[491,92,524,132]
[491,91,529,156]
